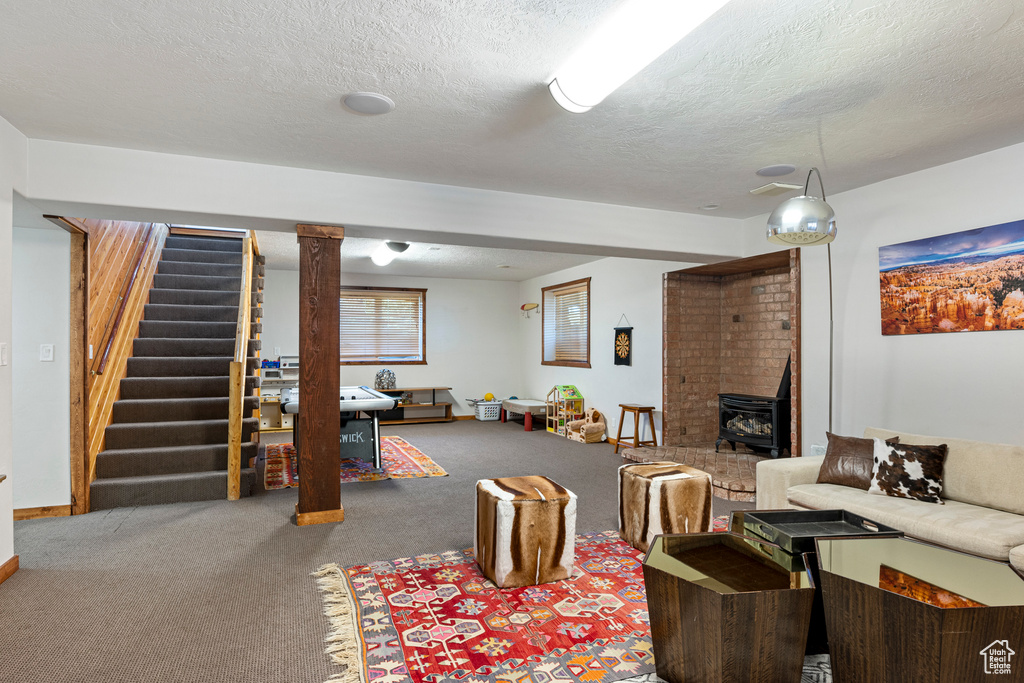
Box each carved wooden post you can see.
[295,224,345,525]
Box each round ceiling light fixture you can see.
[371,241,410,266]
[756,164,797,177]
[342,92,396,116]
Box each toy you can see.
[566,408,606,443]
[546,385,584,436]
[484,392,495,401]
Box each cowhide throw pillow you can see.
[817,432,899,490]
[868,439,948,504]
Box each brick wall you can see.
[720,268,792,396]
[663,264,798,451]
[663,274,720,446]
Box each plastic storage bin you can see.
[475,400,503,421]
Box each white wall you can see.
[518,257,699,443]
[12,226,71,509]
[260,268,522,416]
[746,141,1024,451]
[0,116,29,565]
[260,268,299,362]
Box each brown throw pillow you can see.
[868,439,948,504]
[817,433,899,490]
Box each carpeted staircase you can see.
[90,234,265,510]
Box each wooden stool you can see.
[614,404,658,454]
[618,462,713,552]
[475,475,577,588]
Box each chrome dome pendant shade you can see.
[766,167,837,245]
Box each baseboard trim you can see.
[0,555,19,585]
[454,415,475,421]
[14,505,72,521]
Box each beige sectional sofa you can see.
[757,427,1024,573]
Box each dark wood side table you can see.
[817,536,1024,683]
[643,532,814,683]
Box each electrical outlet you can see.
[40,344,54,362]
[0,342,7,366]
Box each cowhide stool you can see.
[618,461,713,553]
[475,475,577,588]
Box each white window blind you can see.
[339,288,425,363]
[542,279,590,367]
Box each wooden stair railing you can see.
[227,234,255,500]
[82,221,170,499]
[93,223,154,376]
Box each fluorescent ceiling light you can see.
[548,0,731,113]
[371,241,410,266]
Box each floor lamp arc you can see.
[766,168,837,433]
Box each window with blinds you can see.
[339,287,426,364]
[541,278,591,367]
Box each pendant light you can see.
[766,168,836,245]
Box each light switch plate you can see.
[40,344,54,362]
[0,342,7,366]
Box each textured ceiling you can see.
[255,230,602,280]
[3,0,1024,218]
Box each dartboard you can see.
[616,332,630,358]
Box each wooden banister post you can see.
[227,235,254,500]
[295,223,345,526]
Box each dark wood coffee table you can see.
[816,536,1024,683]
[643,532,814,683]
[730,508,903,655]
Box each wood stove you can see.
[716,357,791,458]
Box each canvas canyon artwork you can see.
[879,220,1024,335]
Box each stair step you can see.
[95,442,259,478]
[104,418,259,450]
[89,469,257,510]
[153,273,239,291]
[112,396,259,423]
[126,356,258,378]
[148,288,240,307]
[132,337,259,357]
[143,303,239,323]
[138,320,236,339]
[157,260,243,278]
[164,236,244,253]
[159,248,242,265]
[119,375,260,400]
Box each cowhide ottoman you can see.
[618,461,713,553]
[475,475,577,588]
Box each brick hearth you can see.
[619,445,765,502]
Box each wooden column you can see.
[295,224,345,526]
[47,216,91,514]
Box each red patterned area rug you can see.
[264,437,447,490]
[315,531,655,683]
